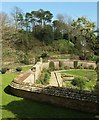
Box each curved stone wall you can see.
[10,81,99,114]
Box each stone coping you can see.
[10,81,99,103]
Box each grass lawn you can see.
[61,69,97,90]
[21,65,33,72]
[1,72,98,118]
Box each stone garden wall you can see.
[48,59,96,69]
[15,59,96,85]
[10,81,99,114]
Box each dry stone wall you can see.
[10,82,99,114]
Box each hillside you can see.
[2,27,75,67]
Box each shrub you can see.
[23,55,30,65]
[49,61,55,71]
[59,67,64,70]
[16,67,22,72]
[64,66,70,70]
[20,54,30,65]
[94,82,99,94]
[96,57,99,64]
[0,68,7,74]
[71,77,86,90]
[44,71,50,84]
[74,61,78,69]
[40,52,49,59]
[88,65,94,70]
[59,61,64,68]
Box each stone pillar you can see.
[40,58,43,63]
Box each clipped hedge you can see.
[74,61,78,69]
[16,67,22,72]
[0,68,7,74]
[49,61,55,71]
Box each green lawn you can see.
[1,72,98,118]
[22,65,33,72]
[61,69,97,90]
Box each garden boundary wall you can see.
[14,59,96,85]
[10,81,99,114]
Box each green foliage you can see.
[49,61,55,71]
[71,77,86,90]
[74,61,78,69]
[0,68,7,74]
[40,52,49,59]
[64,66,70,70]
[54,29,62,40]
[2,73,94,118]
[44,71,51,84]
[94,82,99,94]
[22,54,30,65]
[16,67,22,72]
[59,61,63,68]
[96,57,99,64]
[35,25,54,44]
[36,70,51,85]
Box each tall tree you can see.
[11,6,23,30]
[24,12,32,32]
[72,16,96,58]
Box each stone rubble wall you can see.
[10,82,99,114]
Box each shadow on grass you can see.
[4,85,13,96]
[3,86,96,119]
[2,98,96,119]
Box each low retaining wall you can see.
[10,82,99,114]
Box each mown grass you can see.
[21,65,33,72]
[1,72,97,118]
[61,69,97,90]
[62,69,97,79]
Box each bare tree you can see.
[11,6,24,30]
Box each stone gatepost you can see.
[40,58,43,63]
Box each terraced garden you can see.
[1,67,98,118]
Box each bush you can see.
[37,70,51,85]
[74,61,78,69]
[59,61,64,68]
[96,57,99,64]
[64,66,70,70]
[23,55,30,65]
[49,61,55,71]
[94,82,99,94]
[44,71,50,84]
[88,65,94,70]
[0,68,7,74]
[20,54,30,65]
[40,52,49,59]
[16,67,22,72]
[71,77,86,90]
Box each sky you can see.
[1,2,97,25]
